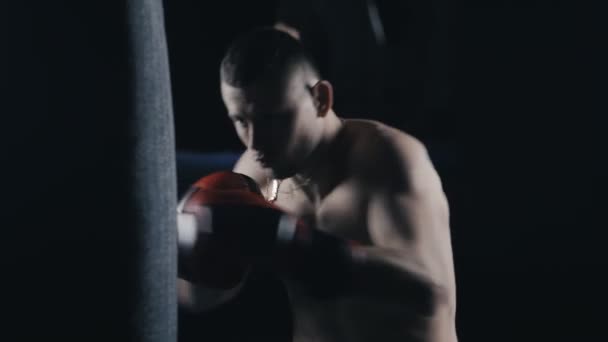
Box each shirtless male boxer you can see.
[178,27,458,342]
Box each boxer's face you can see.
[222,69,324,179]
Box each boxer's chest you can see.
[268,178,371,244]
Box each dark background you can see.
[3,0,605,341]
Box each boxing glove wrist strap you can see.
[273,216,358,299]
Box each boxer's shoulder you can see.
[343,119,427,158]
[342,119,430,189]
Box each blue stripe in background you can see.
[176,150,242,196]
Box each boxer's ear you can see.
[311,80,333,117]
[274,22,301,40]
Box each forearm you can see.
[347,246,442,315]
[274,230,440,314]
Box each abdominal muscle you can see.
[287,282,452,342]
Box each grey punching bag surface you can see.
[127,0,178,341]
[1,1,176,340]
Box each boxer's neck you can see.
[292,111,344,194]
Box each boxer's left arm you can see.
[268,137,450,315]
[321,137,451,315]
[348,161,451,315]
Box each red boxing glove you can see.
[177,171,268,289]
[177,171,304,258]
[178,171,355,297]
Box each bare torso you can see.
[236,120,458,342]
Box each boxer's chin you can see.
[268,162,297,180]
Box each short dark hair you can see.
[220,27,319,88]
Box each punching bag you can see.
[1,0,177,340]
